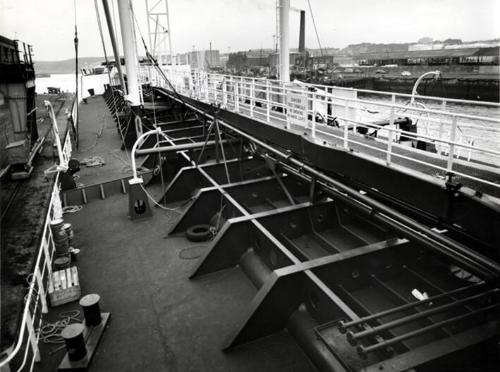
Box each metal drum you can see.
[50,219,66,241]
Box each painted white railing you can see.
[141,66,500,193]
[0,130,70,371]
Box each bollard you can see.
[80,294,102,326]
[61,323,87,361]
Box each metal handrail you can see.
[0,130,71,371]
[148,69,500,163]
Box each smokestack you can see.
[299,10,305,53]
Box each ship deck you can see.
[21,92,499,372]
[32,95,315,371]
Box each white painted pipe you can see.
[130,128,162,182]
[279,0,290,82]
[411,70,441,103]
[117,0,141,106]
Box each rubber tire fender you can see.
[186,224,212,242]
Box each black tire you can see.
[186,224,211,242]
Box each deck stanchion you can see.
[250,79,255,118]
[386,129,393,166]
[447,116,458,172]
[285,85,290,129]
[34,271,48,313]
[311,92,317,138]
[266,80,271,122]
[235,81,240,112]
[389,94,395,126]
[25,312,40,363]
[343,122,349,150]
[222,78,227,108]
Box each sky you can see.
[0,0,499,61]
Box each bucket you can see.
[88,88,95,96]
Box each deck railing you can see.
[0,131,71,371]
[140,66,500,194]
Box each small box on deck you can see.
[48,266,81,307]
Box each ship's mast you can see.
[117,0,141,107]
[145,0,174,65]
[279,0,290,82]
[102,0,126,92]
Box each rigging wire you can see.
[73,0,79,148]
[306,0,324,56]
[94,0,121,118]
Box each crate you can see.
[47,266,81,307]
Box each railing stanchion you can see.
[343,122,349,149]
[25,312,40,363]
[387,129,393,166]
[438,100,446,154]
[222,77,227,108]
[235,80,239,112]
[266,80,271,122]
[344,98,351,129]
[447,116,458,172]
[312,92,317,138]
[204,73,209,102]
[250,78,255,118]
[44,229,53,279]
[389,94,395,126]
[285,85,290,129]
[35,270,48,314]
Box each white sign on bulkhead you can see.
[286,85,308,127]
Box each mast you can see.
[145,0,174,65]
[102,0,126,92]
[279,0,290,82]
[117,0,141,107]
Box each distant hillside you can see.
[34,57,107,74]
